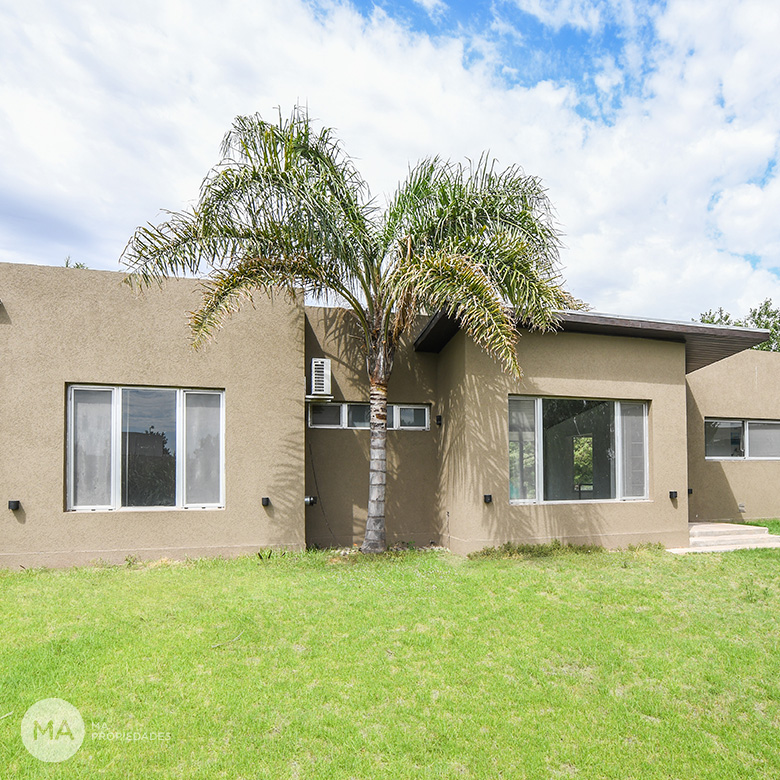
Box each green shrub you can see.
[467,538,604,560]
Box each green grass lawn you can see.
[3,546,780,778]
[745,518,780,535]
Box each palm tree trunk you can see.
[361,379,388,552]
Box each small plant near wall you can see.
[468,539,605,560]
[64,255,88,269]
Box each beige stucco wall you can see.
[0,263,305,568]
[687,349,780,522]
[0,264,712,562]
[436,329,691,555]
[304,307,439,548]
[305,309,691,553]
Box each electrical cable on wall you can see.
[307,438,339,545]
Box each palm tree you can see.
[122,107,582,552]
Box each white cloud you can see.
[509,0,606,32]
[532,0,780,318]
[505,0,656,35]
[592,54,623,94]
[1,0,780,321]
[411,0,448,20]
[711,175,780,265]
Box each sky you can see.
[2,0,780,320]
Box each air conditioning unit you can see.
[310,358,332,396]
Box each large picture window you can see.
[705,418,780,459]
[509,396,648,503]
[68,386,225,510]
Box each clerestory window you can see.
[308,403,429,430]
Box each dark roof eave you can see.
[413,310,461,354]
[413,310,770,373]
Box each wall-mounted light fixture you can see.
[261,497,270,507]
[669,491,678,500]
[484,494,492,504]
[8,500,20,511]
[688,488,693,495]
[435,415,443,426]
[304,495,318,506]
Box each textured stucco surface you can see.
[1,262,736,565]
[436,329,691,554]
[305,308,691,553]
[0,263,306,568]
[304,307,439,548]
[687,349,780,522]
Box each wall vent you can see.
[310,358,332,396]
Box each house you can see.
[0,261,773,567]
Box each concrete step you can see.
[689,522,769,539]
[688,532,769,542]
[668,522,780,554]
[669,541,780,553]
[689,536,780,548]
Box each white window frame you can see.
[509,396,649,505]
[308,403,430,431]
[346,403,371,429]
[67,385,225,511]
[394,404,430,431]
[704,418,780,460]
[308,402,345,429]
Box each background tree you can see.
[700,298,780,351]
[122,107,582,552]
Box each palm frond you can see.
[380,153,584,353]
[124,108,584,377]
[123,108,376,310]
[190,254,326,347]
[388,251,523,377]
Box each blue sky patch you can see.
[346,0,660,122]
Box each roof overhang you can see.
[414,310,770,374]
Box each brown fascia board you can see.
[413,309,770,374]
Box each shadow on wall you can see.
[304,308,365,395]
[304,308,440,549]
[436,369,607,550]
[305,430,369,547]
[304,307,366,547]
[520,330,681,386]
[687,394,743,521]
[259,424,307,538]
[305,412,440,549]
